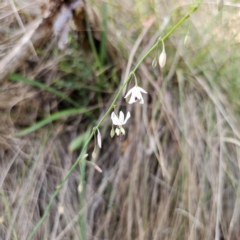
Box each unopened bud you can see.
[152,57,157,68]
[184,34,191,47]
[97,129,102,148]
[78,184,83,193]
[159,51,166,68]
[86,160,103,173]
[94,164,103,173]
[92,150,97,160]
[110,127,115,138]
[58,204,64,214]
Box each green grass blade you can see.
[15,108,90,137]
[69,126,92,152]
[9,73,80,108]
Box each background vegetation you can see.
[1,0,240,239]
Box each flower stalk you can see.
[133,73,138,86]
[27,2,203,239]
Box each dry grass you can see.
[1,0,240,239]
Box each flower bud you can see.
[86,160,103,173]
[58,204,64,215]
[78,184,83,193]
[159,51,166,68]
[184,34,191,47]
[92,150,97,160]
[97,129,102,148]
[94,164,103,173]
[110,127,115,138]
[152,57,157,68]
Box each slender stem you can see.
[133,73,138,86]
[94,2,202,129]
[132,2,201,72]
[27,2,202,239]
[27,152,91,240]
[161,39,165,53]
[79,157,86,240]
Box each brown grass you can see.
[1,0,240,239]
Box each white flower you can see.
[124,86,147,104]
[111,111,131,126]
[111,111,131,137]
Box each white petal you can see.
[111,112,121,125]
[139,97,144,104]
[135,89,143,101]
[119,111,124,124]
[128,93,138,104]
[123,111,131,124]
[120,127,125,135]
[124,88,134,99]
[138,87,147,94]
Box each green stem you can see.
[27,2,202,239]
[133,73,138,86]
[161,39,165,53]
[79,155,86,239]
[27,153,90,240]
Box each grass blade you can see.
[15,108,91,137]
[9,73,80,108]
